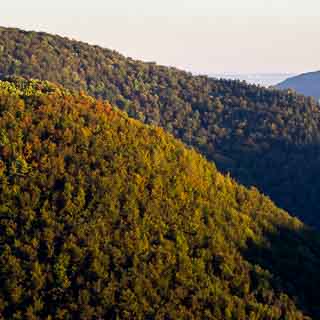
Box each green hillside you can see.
[1,26,320,228]
[0,78,320,319]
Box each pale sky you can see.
[1,0,320,73]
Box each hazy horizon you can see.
[208,72,297,87]
[1,0,320,74]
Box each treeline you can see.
[1,27,320,227]
[0,78,320,319]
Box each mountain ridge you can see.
[276,71,320,102]
[2,26,320,229]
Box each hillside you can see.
[2,26,320,229]
[277,71,320,102]
[0,78,320,318]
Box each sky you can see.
[1,0,320,74]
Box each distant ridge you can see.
[276,71,320,102]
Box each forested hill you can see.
[276,71,320,102]
[1,26,320,228]
[1,78,320,319]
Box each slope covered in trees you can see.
[277,71,320,102]
[1,78,320,319]
[1,26,320,229]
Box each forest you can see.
[1,27,320,228]
[0,78,320,319]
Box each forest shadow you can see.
[242,223,320,318]
[213,142,320,230]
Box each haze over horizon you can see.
[1,0,320,74]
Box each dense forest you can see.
[1,78,320,319]
[1,27,320,228]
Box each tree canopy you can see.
[1,26,320,228]
[0,78,320,319]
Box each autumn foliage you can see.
[0,78,320,319]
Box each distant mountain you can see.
[2,26,320,229]
[1,77,320,319]
[277,71,320,102]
